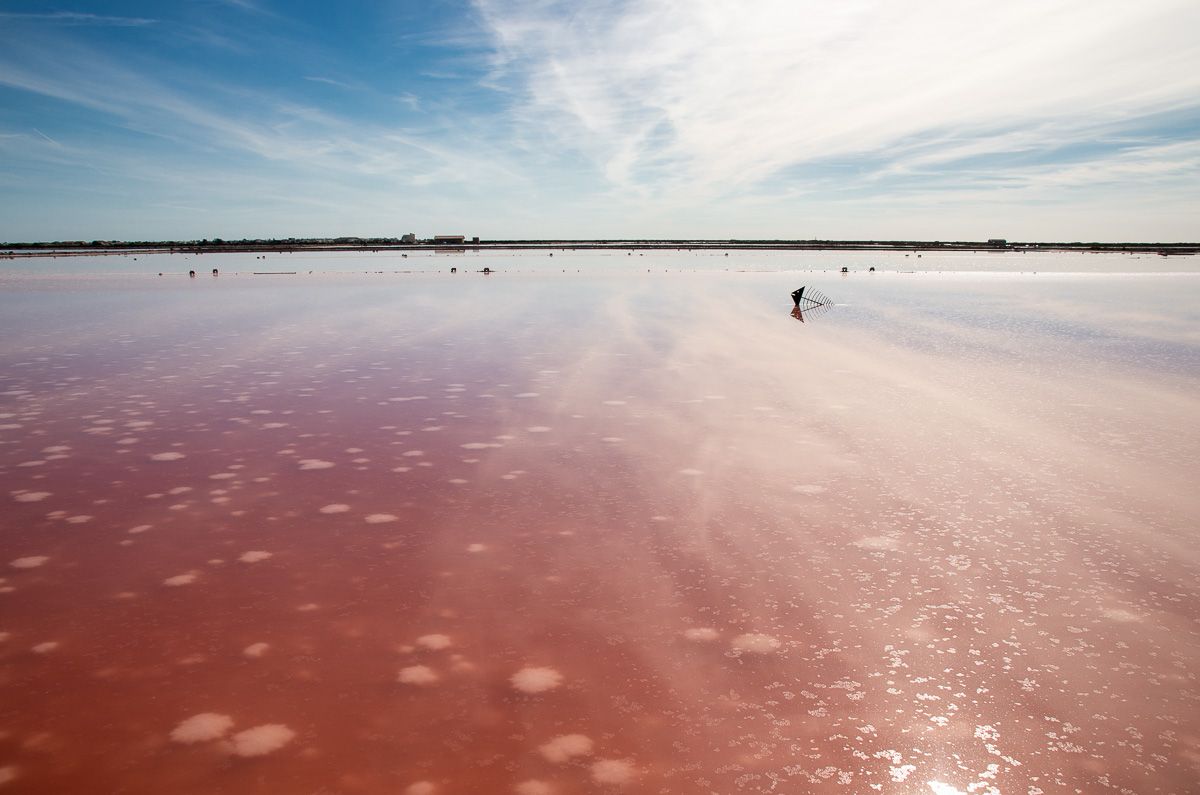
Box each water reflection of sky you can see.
[1,260,1199,793]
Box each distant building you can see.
[434,235,466,244]
[400,233,416,244]
[988,238,1007,246]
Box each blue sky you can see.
[1,0,1198,242]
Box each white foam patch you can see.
[539,733,593,763]
[398,665,439,685]
[243,642,270,658]
[511,666,563,694]
[128,525,152,534]
[683,627,719,642]
[239,551,272,563]
[32,641,59,654]
[298,459,334,470]
[364,514,398,524]
[448,478,469,485]
[230,724,295,757]
[466,543,487,553]
[170,713,234,744]
[514,781,552,795]
[150,452,186,461]
[163,573,198,586]
[590,759,636,785]
[526,426,552,433]
[10,556,48,569]
[401,450,425,457]
[461,442,501,450]
[515,392,539,398]
[731,633,781,654]
[416,634,452,650]
[11,491,51,502]
[319,504,350,514]
[928,782,968,795]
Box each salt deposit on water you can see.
[230,724,296,757]
[398,665,439,685]
[510,666,563,694]
[170,713,234,744]
[539,733,593,763]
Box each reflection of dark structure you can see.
[789,286,833,323]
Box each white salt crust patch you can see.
[150,452,186,461]
[11,491,51,502]
[792,484,827,495]
[678,468,703,476]
[514,781,552,795]
[239,551,272,563]
[466,544,487,553]
[855,536,899,551]
[398,665,439,685]
[0,766,17,786]
[10,556,48,569]
[230,724,295,757]
[539,733,593,763]
[511,666,563,694]
[243,642,270,658]
[405,782,436,795]
[1103,608,1141,622]
[171,713,234,744]
[163,573,198,586]
[32,641,59,654]
[319,504,350,514]
[591,759,637,785]
[416,634,451,650]
[364,514,398,524]
[683,627,719,642]
[298,459,334,470]
[526,426,552,433]
[730,633,781,653]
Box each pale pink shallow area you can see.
[1,264,1199,794]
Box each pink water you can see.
[2,266,1199,793]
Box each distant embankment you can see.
[2,239,1198,258]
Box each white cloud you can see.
[474,0,1200,201]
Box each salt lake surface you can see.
[2,252,1199,793]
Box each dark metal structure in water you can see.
[790,286,833,322]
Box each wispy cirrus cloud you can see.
[0,11,155,26]
[472,0,1200,204]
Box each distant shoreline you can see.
[2,239,1197,259]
